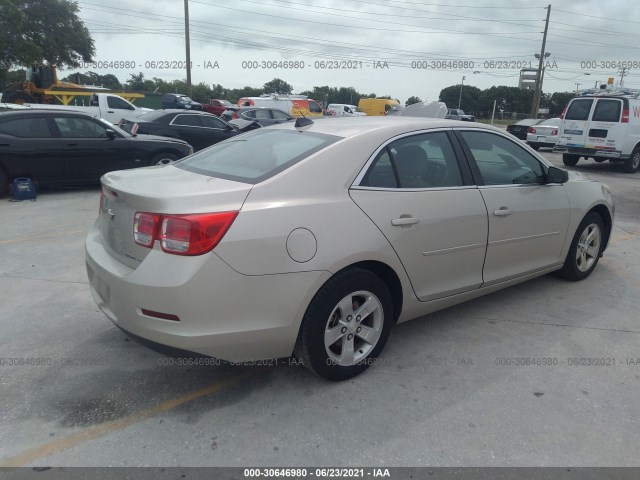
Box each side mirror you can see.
[546,166,569,184]
[105,129,116,140]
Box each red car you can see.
[202,99,234,116]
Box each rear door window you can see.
[172,115,202,127]
[565,99,594,120]
[592,100,622,122]
[0,117,52,137]
[176,129,340,184]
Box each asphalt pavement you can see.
[0,151,639,467]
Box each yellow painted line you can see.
[601,258,640,289]
[609,233,633,245]
[0,372,253,467]
[0,229,88,245]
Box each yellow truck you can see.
[357,98,401,116]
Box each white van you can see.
[326,104,366,117]
[554,87,640,172]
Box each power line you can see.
[554,8,640,25]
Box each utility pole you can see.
[619,67,627,87]
[575,83,581,94]
[184,0,192,98]
[531,5,551,118]
[457,75,466,110]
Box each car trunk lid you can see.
[99,165,252,269]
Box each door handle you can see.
[493,208,512,217]
[0,143,9,147]
[107,110,114,113]
[391,216,420,226]
[67,142,78,146]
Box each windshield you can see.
[176,129,340,184]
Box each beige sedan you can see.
[86,117,614,380]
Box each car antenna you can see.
[282,91,313,131]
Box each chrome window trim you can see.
[352,127,468,190]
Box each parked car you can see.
[162,93,203,111]
[86,117,613,381]
[120,110,251,152]
[0,110,192,196]
[554,88,640,172]
[238,94,323,118]
[506,118,544,140]
[223,107,293,127]
[326,104,366,117]
[526,117,561,150]
[202,99,234,116]
[445,108,475,121]
[220,107,238,122]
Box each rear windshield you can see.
[176,129,341,184]
[565,99,594,120]
[592,99,622,122]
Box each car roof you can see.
[0,109,96,119]
[266,116,503,139]
[161,109,217,115]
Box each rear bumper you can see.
[553,145,623,158]
[85,223,328,361]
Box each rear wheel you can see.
[562,154,579,166]
[623,148,640,173]
[4,91,35,105]
[529,143,540,151]
[294,268,394,381]
[150,153,178,166]
[557,212,604,281]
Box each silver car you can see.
[86,117,614,380]
[526,117,562,150]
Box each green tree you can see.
[544,91,575,115]
[263,78,293,94]
[0,0,94,85]
[439,84,482,111]
[405,96,422,106]
[61,71,123,90]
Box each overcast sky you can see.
[70,0,640,104]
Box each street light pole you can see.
[457,75,466,110]
[184,0,192,98]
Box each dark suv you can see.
[162,93,203,111]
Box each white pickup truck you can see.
[24,93,153,124]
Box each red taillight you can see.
[140,308,180,322]
[528,127,536,134]
[133,212,160,247]
[622,109,629,123]
[232,111,238,119]
[551,129,558,135]
[133,211,238,255]
[560,106,567,119]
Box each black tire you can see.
[294,268,394,381]
[623,147,640,173]
[530,144,540,151]
[562,154,579,166]
[556,212,604,281]
[4,91,35,105]
[0,168,9,198]
[150,152,178,166]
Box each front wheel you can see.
[151,153,178,166]
[623,148,640,173]
[294,268,394,381]
[563,154,579,166]
[556,212,604,281]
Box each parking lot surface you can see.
[1,151,639,467]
